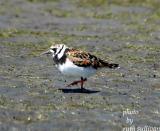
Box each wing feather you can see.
[66,49,100,68]
[66,48,119,69]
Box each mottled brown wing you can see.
[66,48,119,69]
[66,49,101,68]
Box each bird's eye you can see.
[52,48,56,52]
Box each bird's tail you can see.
[100,60,119,69]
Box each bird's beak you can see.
[40,49,51,55]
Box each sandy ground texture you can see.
[0,0,160,130]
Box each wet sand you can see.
[0,0,160,130]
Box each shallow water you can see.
[0,0,160,130]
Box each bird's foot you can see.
[66,78,87,87]
[80,87,86,92]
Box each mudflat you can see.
[0,0,160,130]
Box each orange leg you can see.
[67,77,87,90]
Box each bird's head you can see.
[41,44,68,59]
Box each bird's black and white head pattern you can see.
[49,44,68,62]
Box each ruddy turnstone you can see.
[41,44,119,91]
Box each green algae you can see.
[124,43,160,52]
[27,0,59,2]
[0,28,51,38]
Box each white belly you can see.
[57,59,96,78]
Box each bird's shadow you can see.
[58,88,100,94]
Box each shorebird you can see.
[41,44,119,91]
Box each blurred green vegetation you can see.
[26,0,160,8]
[27,0,59,2]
